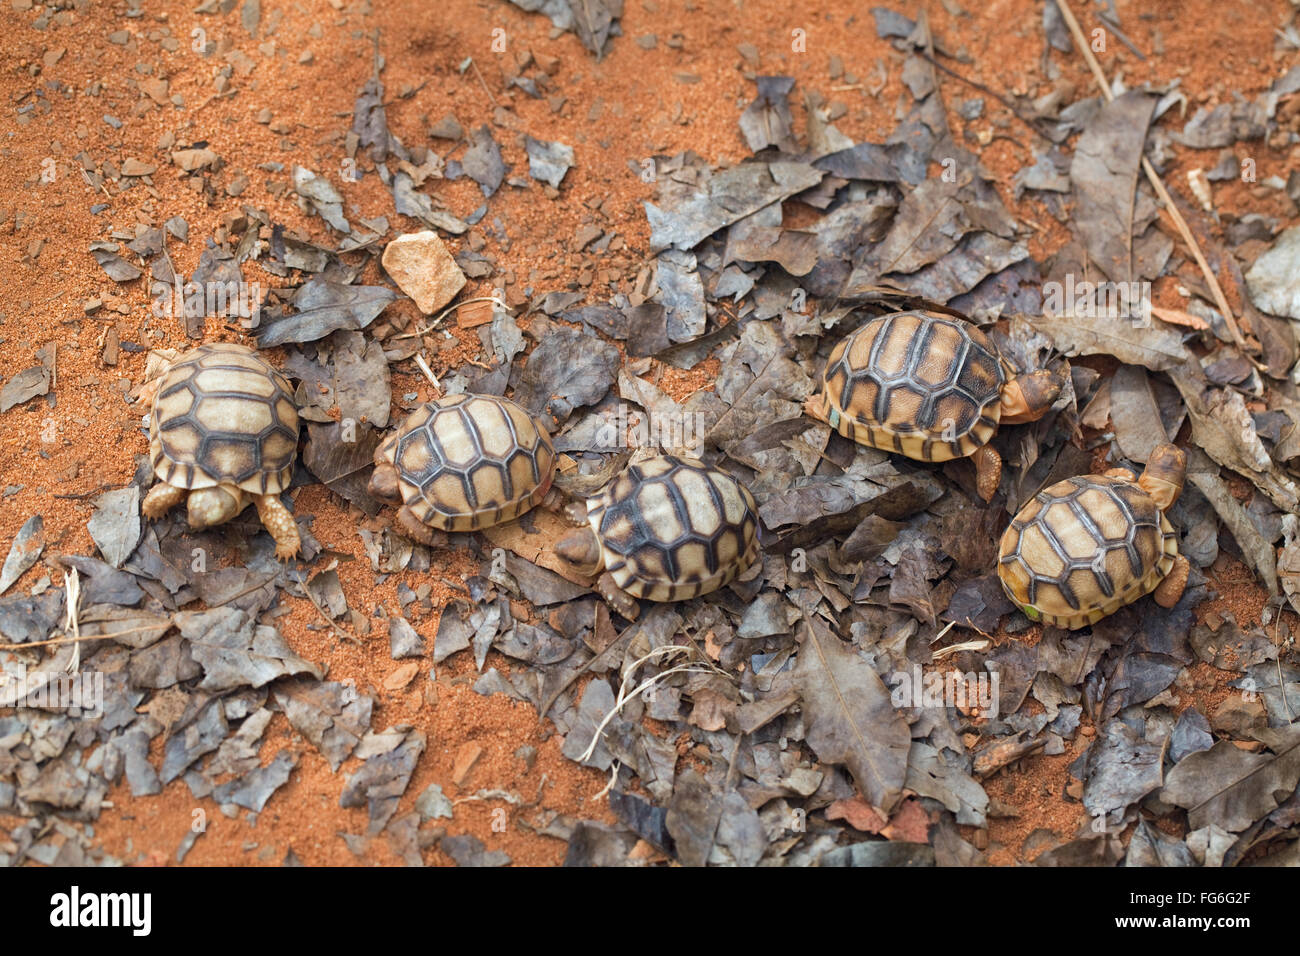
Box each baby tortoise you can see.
[142,342,301,560]
[997,443,1190,629]
[555,454,760,619]
[368,393,557,543]
[805,310,1063,501]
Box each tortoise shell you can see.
[586,455,760,602]
[150,342,299,494]
[997,474,1179,629]
[378,393,556,532]
[811,310,1011,461]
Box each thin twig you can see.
[913,49,1057,143]
[917,8,950,139]
[1053,0,1257,365]
[576,661,716,764]
[391,296,510,341]
[1096,12,1147,60]
[4,625,164,651]
[576,645,729,764]
[303,567,363,644]
[591,761,621,801]
[381,78,430,108]
[413,353,441,392]
[467,58,498,107]
[54,483,120,500]
[1269,602,1295,722]
[208,572,283,609]
[928,620,957,644]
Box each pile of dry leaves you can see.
[2,1,1300,867]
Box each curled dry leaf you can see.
[1187,470,1278,595]
[0,366,52,413]
[256,279,398,347]
[87,486,141,570]
[1161,727,1300,833]
[1172,367,1299,515]
[1022,312,1192,371]
[645,161,823,253]
[1279,515,1300,617]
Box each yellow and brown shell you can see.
[378,393,556,532]
[811,310,1010,461]
[586,455,760,602]
[997,474,1179,629]
[150,342,299,494]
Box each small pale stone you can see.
[381,231,466,315]
[121,158,156,176]
[383,661,420,692]
[451,742,482,787]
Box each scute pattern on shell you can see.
[997,475,1177,629]
[815,311,1007,461]
[587,455,760,602]
[150,342,299,494]
[384,394,556,532]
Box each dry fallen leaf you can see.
[1022,312,1192,371]
[794,612,910,813]
[0,515,44,597]
[686,687,730,732]
[1188,469,1279,595]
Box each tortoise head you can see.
[555,526,603,577]
[1137,443,1186,511]
[187,485,245,530]
[368,462,402,504]
[1000,367,1065,425]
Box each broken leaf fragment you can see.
[0,515,44,597]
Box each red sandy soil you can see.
[0,0,1293,864]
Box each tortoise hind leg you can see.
[254,494,301,561]
[142,482,187,519]
[971,444,1002,502]
[1153,554,1190,608]
[803,394,829,425]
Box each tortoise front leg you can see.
[539,485,568,515]
[596,571,640,621]
[560,499,589,526]
[971,444,1002,502]
[1153,553,1190,608]
[396,505,448,549]
[142,482,187,519]
[254,494,301,561]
